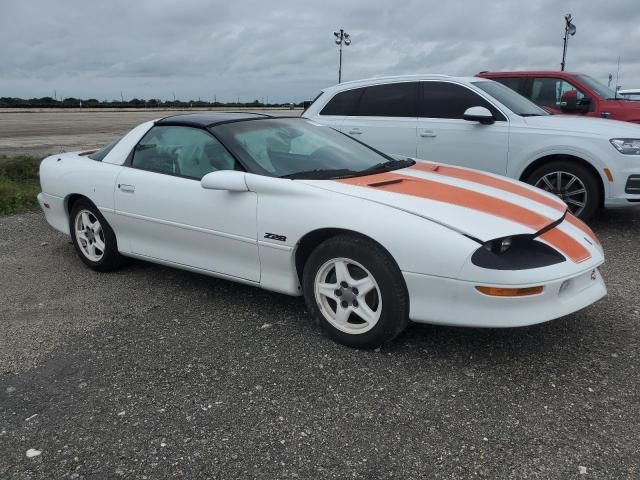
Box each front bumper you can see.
[604,157,640,208]
[403,266,606,328]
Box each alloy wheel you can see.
[74,209,106,262]
[313,257,382,334]
[535,171,587,217]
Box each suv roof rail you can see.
[335,74,451,87]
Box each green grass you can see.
[0,155,41,214]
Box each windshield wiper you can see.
[520,113,544,117]
[355,158,416,176]
[279,158,415,180]
[279,168,358,180]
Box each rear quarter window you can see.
[88,137,121,161]
[320,88,364,116]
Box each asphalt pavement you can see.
[1,208,639,479]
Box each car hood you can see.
[522,114,640,136]
[301,162,569,242]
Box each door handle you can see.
[118,184,135,193]
[348,128,362,135]
[420,130,437,138]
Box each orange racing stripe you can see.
[409,163,567,213]
[340,172,552,231]
[410,163,599,247]
[338,172,592,263]
[565,213,599,245]
[540,227,591,263]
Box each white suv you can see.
[303,74,640,220]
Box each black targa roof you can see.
[156,112,272,128]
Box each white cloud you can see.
[0,0,638,102]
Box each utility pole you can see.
[333,29,351,83]
[560,14,576,71]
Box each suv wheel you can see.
[527,160,601,221]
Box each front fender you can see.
[248,174,480,294]
[509,145,612,198]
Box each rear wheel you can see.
[302,235,409,349]
[526,160,601,221]
[69,199,126,271]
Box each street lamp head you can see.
[564,13,576,36]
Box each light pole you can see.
[560,13,576,71]
[333,29,351,83]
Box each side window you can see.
[493,77,523,94]
[320,88,364,116]
[421,82,506,121]
[531,78,586,108]
[131,126,237,179]
[358,82,419,117]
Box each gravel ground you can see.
[0,109,300,157]
[1,208,639,479]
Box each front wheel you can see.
[526,160,601,221]
[302,235,409,349]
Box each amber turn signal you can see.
[475,286,544,297]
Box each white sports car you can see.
[38,113,606,348]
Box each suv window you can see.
[421,82,505,120]
[358,82,419,117]
[131,126,237,179]
[531,77,586,109]
[320,88,364,116]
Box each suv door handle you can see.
[118,184,135,193]
[348,128,362,135]
[420,130,437,138]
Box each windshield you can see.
[472,81,549,117]
[574,74,618,100]
[214,118,413,179]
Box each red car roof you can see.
[477,71,583,77]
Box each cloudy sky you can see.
[1,0,639,102]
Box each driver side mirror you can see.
[463,106,495,125]
[560,93,591,113]
[201,170,248,192]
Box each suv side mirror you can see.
[201,170,248,192]
[463,106,495,125]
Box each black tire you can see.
[302,234,409,349]
[526,160,601,221]
[69,199,127,272]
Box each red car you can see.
[477,71,640,124]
